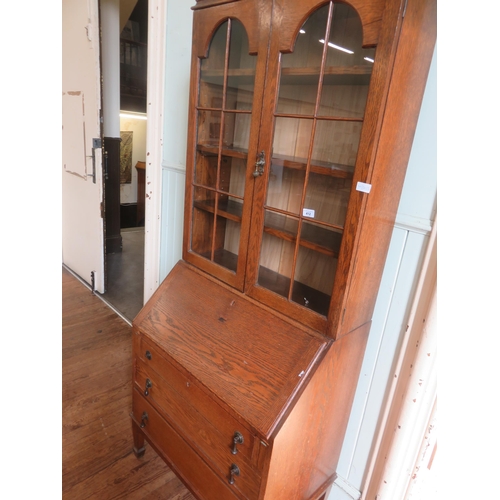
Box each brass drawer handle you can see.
[144,378,152,396]
[231,431,244,455]
[228,463,240,485]
[140,412,148,428]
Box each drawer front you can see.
[135,357,262,499]
[132,389,240,500]
[137,335,256,460]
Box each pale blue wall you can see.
[328,44,437,500]
[159,0,193,282]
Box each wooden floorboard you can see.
[62,267,196,500]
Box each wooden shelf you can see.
[193,247,331,317]
[193,198,243,223]
[272,153,354,179]
[264,211,343,257]
[193,198,342,257]
[201,67,256,85]
[197,144,353,179]
[193,249,330,316]
[284,65,372,76]
[196,248,239,273]
[201,65,372,80]
[258,265,331,317]
[200,66,372,87]
[197,143,249,160]
[280,65,372,86]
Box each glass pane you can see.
[199,21,228,109]
[283,5,329,70]
[216,194,243,221]
[195,110,221,188]
[257,2,374,315]
[214,217,240,272]
[303,172,351,227]
[193,186,216,216]
[267,117,313,213]
[258,232,296,299]
[191,19,256,279]
[219,156,246,198]
[312,119,362,167]
[265,159,305,215]
[292,246,336,316]
[319,3,375,117]
[195,150,217,190]
[276,83,317,115]
[226,87,254,111]
[191,187,242,270]
[325,3,372,68]
[319,84,370,118]
[227,20,256,111]
[300,220,343,257]
[222,111,251,151]
[263,210,299,240]
[191,187,215,258]
[277,4,329,114]
[196,109,221,149]
[272,116,313,160]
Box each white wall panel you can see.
[162,0,194,171]
[158,0,194,283]
[160,167,186,282]
[328,45,437,500]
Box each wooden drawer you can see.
[134,336,265,499]
[132,389,241,500]
[136,335,256,457]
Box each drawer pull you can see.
[231,431,244,455]
[144,378,153,396]
[140,412,148,428]
[145,350,152,360]
[228,463,240,485]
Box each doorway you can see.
[100,0,148,322]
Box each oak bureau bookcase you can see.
[130,0,436,499]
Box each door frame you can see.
[142,0,167,303]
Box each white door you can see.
[62,0,105,292]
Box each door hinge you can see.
[90,271,96,294]
[100,202,104,218]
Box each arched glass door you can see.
[189,19,257,284]
[256,2,375,317]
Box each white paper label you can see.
[302,208,315,218]
[356,181,372,193]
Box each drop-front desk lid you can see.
[133,260,330,440]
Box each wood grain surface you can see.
[133,261,329,439]
[62,267,195,500]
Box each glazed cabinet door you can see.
[245,0,383,334]
[183,0,272,290]
[185,0,404,336]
